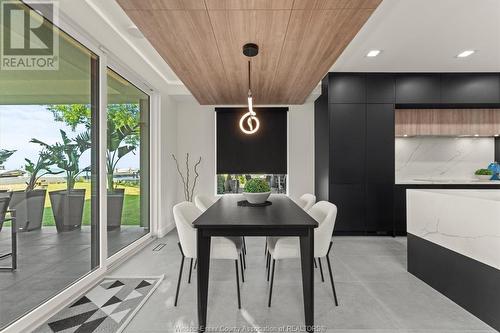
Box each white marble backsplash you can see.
[395,137,495,182]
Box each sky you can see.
[0,105,140,172]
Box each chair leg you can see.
[243,237,247,255]
[174,246,185,307]
[194,259,197,270]
[318,257,325,282]
[266,253,271,281]
[235,260,241,309]
[242,248,246,270]
[268,259,276,307]
[264,240,267,255]
[239,253,245,283]
[188,258,193,284]
[313,258,317,268]
[326,255,339,306]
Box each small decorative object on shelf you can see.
[487,162,500,180]
[243,178,271,204]
[474,168,493,181]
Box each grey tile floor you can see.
[0,226,148,329]
[112,233,496,333]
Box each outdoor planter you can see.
[9,189,46,231]
[49,189,85,232]
[107,188,125,230]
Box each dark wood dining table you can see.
[193,194,319,332]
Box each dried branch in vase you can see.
[172,153,202,202]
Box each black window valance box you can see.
[216,107,288,174]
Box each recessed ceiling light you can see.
[403,134,408,137]
[366,50,381,57]
[474,134,479,137]
[456,50,475,58]
[494,134,499,137]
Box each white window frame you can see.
[1,7,161,333]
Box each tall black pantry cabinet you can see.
[315,73,395,235]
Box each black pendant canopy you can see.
[243,43,259,57]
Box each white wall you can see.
[174,100,315,203]
[158,95,178,236]
[288,104,315,200]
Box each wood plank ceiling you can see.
[117,0,382,105]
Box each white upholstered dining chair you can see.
[296,193,316,212]
[195,194,247,268]
[194,194,218,212]
[266,201,339,307]
[265,193,316,264]
[173,201,244,308]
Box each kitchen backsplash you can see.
[395,137,494,182]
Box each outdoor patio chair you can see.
[0,195,17,271]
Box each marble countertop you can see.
[396,178,500,185]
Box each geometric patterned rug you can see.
[34,276,164,333]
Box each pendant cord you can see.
[248,60,251,94]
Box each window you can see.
[106,68,150,257]
[216,107,288,194]
[0,1,99,328]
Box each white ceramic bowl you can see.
[475,174,492,181]
[243,191,271,204]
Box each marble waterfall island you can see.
[407,189,500,331]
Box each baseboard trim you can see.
[407,233,500,331]
[157,222,175,238]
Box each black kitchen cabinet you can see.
[315,94,329,201]
[366,184,394,234]
[366,74,395,104]
[395,74,441,104]
[441,73,500,104]
[316,72,500,235]
[330,183,366,233]
[330,104,366,184]
[329,73,366,104]
[366,104,395,183]
[393,185,407,235]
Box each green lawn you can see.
[41,194,140,226]
[2,181,142,227]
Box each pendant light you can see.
[240,43,259,135]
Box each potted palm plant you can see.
[0,149,16,168]
[243,178,271,204]
[48,103,140,230]
[31,130,91,232]
[106,119,139,230]
[9,150,62,231]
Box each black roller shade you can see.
[216,107,288,174]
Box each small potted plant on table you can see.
[474,168,493,181]
[243,178,271,204]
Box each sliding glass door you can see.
[106,68,150,258]
[0,0,99,328]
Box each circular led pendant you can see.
[239,111,260,135]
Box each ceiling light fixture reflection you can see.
[457,50,475,58]
[240,43,260,135]
[366,50,381,57]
